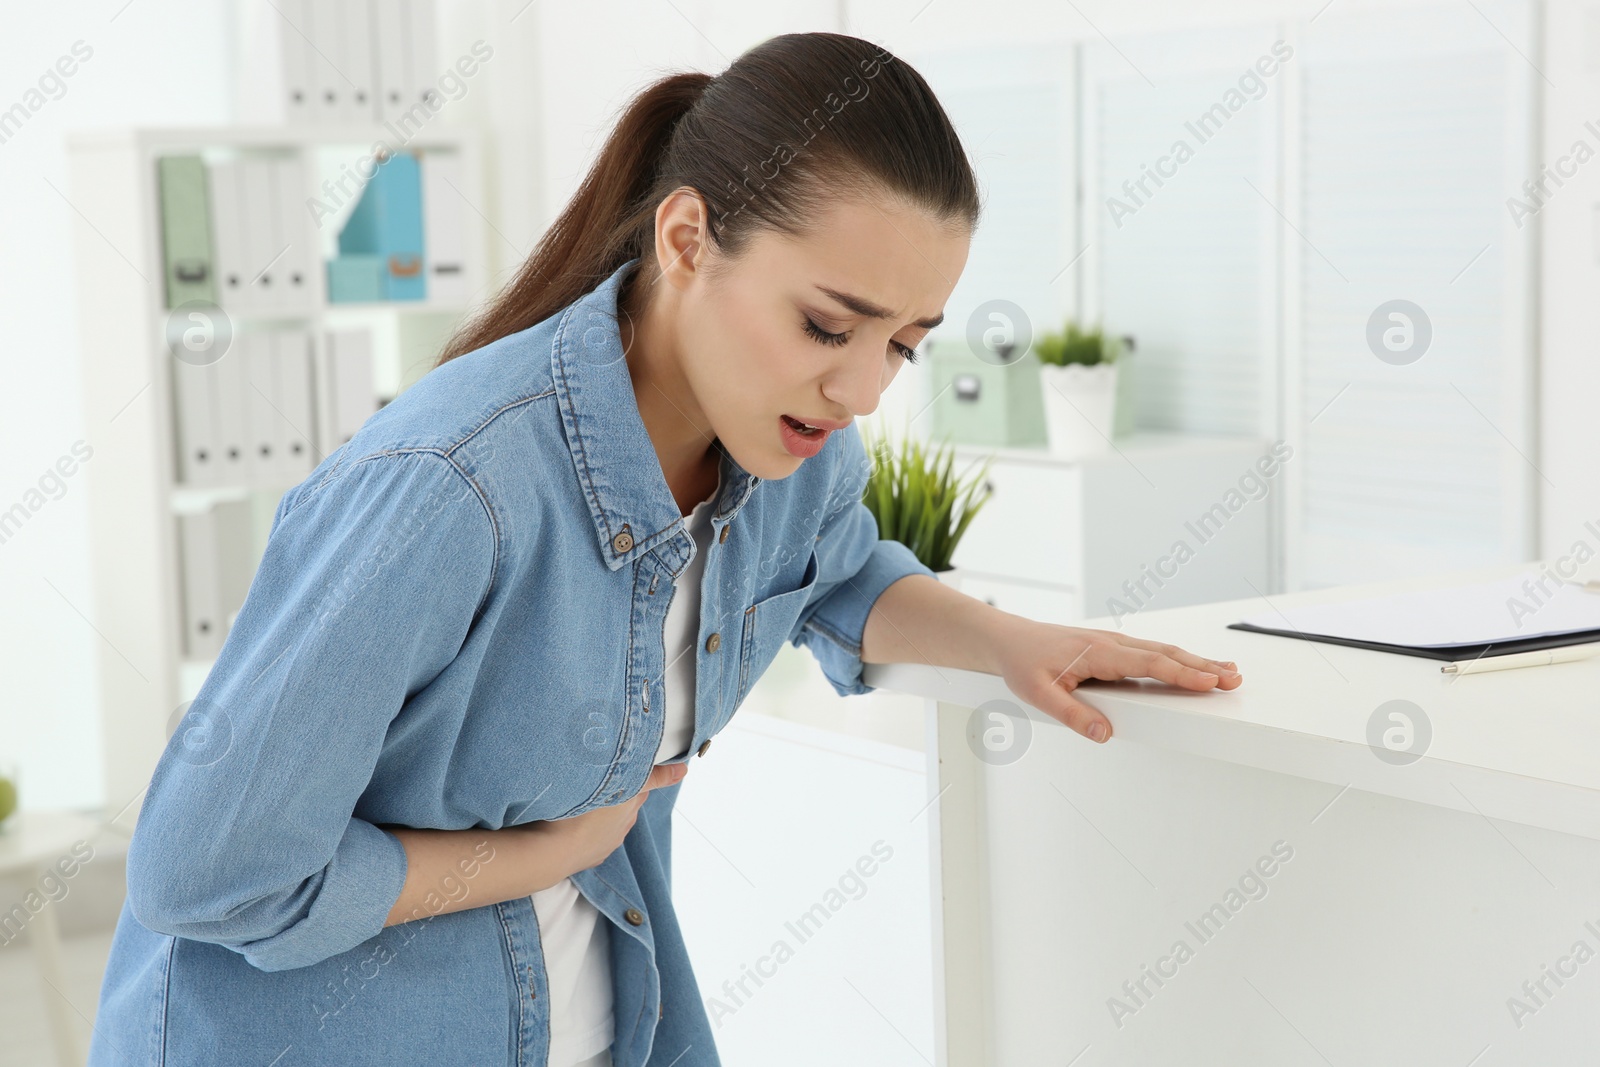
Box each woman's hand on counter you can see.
[992,616,1242,744]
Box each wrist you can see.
[957,591,1029,676]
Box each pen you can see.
[1441,642,1600,675]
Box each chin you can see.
[718,432,806,481]
[731,446,805,481]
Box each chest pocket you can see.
[735,549,820,709]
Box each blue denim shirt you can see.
[89,257,933,1066]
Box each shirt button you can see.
[705,632,721,653]
[718,525,730,544]
[612,528,634,553]
[624,907,645,926]
[697,739,712,757]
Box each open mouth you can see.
[780,415,825,437]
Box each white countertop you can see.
[863,561,1600,839]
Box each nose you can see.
[819,347,885,418]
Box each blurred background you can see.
[0,0,1592,1063]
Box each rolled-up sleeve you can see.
[125,449,497,972]
[792,426,936,697]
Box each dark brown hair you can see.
[435,31,981,367]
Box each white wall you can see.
[0,3,236,812]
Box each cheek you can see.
[683,312,753,393]
[745,328,818,402]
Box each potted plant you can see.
[860,421,994,590]
[1033,322,1125,459]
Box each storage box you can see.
[325,254,385,303]
[928,338,1047,447]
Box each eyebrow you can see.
[815,285,945,330]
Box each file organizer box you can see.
[927,337,1047,447]
[326,254,386,303]
[330,151,425,302]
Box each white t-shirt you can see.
[531,482,718,1066]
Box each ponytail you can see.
[436,71,711,365]
[435,33,979,368]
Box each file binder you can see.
[306,0,348,123]
[259,0,425,125]
[269,157,313,312]
[274,329,316,481]
[242,332,280,483]
[213,338,252,483]
[318,329,376,451]
[336,152,426,301]
[157,156,217,308]
[409,0,439,111]
[170,357,221,487]
[212,499,256,632]
[421,152,467,304]
[174,332,292,489]
[207,159,251,312]
[375,0,412,123]
[235,328,317,488]
[178,509,224,659]
[177,500,258,660]
[274,0,314,123]
[240,159,280,310]
[209,156,311,315]
[341,0,377,124]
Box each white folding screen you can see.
[1081,25,1283,439]
[1287,2,1537,589]
[1076,4,1536,591]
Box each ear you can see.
[654,186,712,292]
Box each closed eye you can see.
[802,316,921,364]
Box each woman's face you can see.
[668,193,970,481]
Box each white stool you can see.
[0,810,107,1067]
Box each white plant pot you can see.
[1039,362,1119,460]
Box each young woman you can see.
[90,31,1240,1067]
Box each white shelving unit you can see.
[66,124,489,824]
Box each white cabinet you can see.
[950,434,1281,625]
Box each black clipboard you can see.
[1225,622,1600,661]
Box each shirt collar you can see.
[551,257,762,571]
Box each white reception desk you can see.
[864,562,1600,1066]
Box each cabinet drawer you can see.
[956,575,1083,625]
[951,459,1082,587]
